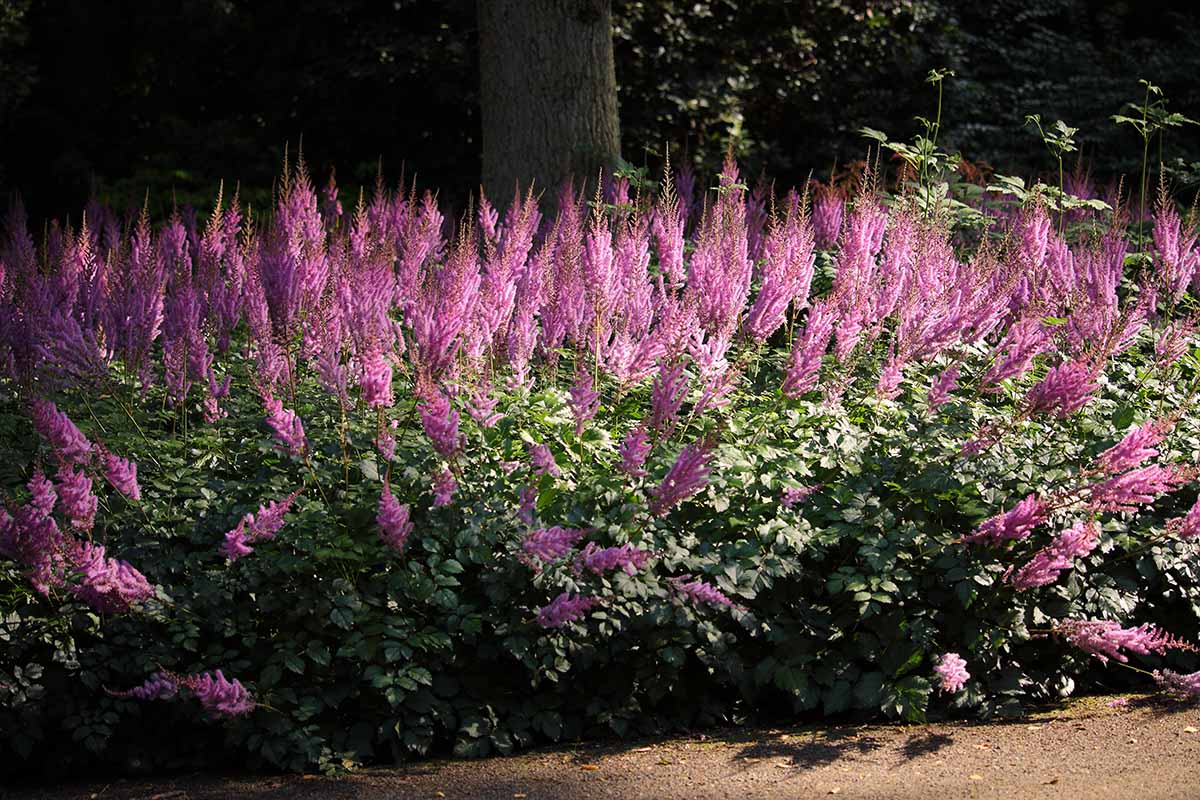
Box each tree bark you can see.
[477,0,621,200]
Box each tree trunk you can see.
[477,0,621,200]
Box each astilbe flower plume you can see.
[650,360,688,437]
[568,371,600,436]
[419,392,462,460]
[668,575,744,612]
[518,484,538,525]
[963,494,1047,544]
[30,399,92,463]
[262,394,307,456]
[926,365,959,411]
[432,467,457,507]
[1055,619,1195,664]
[1092,419,1170,476]
[176,669,256,717]
[529,443,560,477]
[466,385,503,429]
[377,483,413,553]
[575,542,651,576]
[536,592,601,628]
[1153,669,1200,699]
[101,450,141,500]
[521,525,588,567]
[360,351,394,408]
[69,541,154,613]
[220,490,300,561]
[781,301,836,398]
[1086,464,1190,513]
[27,467,56,517]
[56,466,98,532]
[934,653,969,693]
[106,672,178,701]
[1009,521,1099,591]
[649,440,711,516]
[1024,360,1099,418]
[781,484,819,508]
[618,425,651,477]
[1168,495,1200,540]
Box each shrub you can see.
[2,153,1200,777]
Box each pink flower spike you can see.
[536,592,601,628]
[650,440,712,516]
[102,450,142,501]
[30,399,92,464]
[377,483,413,553]
[963,494,1047,545]
[1093,419,1170,476]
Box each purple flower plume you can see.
[56,465,97,532]
[649,440,712,516]
[1092,419,1170,476]
[536,592,601,628]
[782,301,836,398]
[1009,521,1099,591]
[220,490,300,561]
[179,669,256,717]
[521,525,588,566]
[1056,619,1195,664]
[69,541,154,613]
[360,351,395,409]
[419,392,462,460]
[263,394,307,456]
[1085,464,1190,513]
[377,483,414,553]
[781,484,820,508]
[934,653,969,693]
[529,442,560,477]
[963,494,1047,545]
[107,672,178,701]
[432,467,457,507]
[102,450,141,501]
[1168,495,1200,540]
[1154,669,1200,699]
[618,425,652,477]
[30,399,92,464]
[576,541,651,576]
[1024,360,1099,418]
[668,575,744,612]
[927,365,959,411]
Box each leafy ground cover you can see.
[3,124,1200,777]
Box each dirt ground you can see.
[8,694,1200,800]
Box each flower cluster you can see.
[1055,619,1194,664]
[536,592,601,628]
[1009,521,1099,591]
[934,653,969,693]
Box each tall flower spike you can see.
[668,575,744,612]
[360,351,394,409]
[529,443,560,477]
[56,465,98,532]
[650,440,712,516]
[536,592,601,628]
[1055,619,1195,664]
[521,525,588,567]
[568,370,600,437]
[377,483,413,553]
[30,399,92,464]
[963,494,1047,545]
[1009,521,1099,591]
[263,394,307,456]
[419,392,462,460]
[1092,419,1170,476]
[1024,360,1099,418]
[618,425,651,478]
[432,467,457,507]
[102,450,141,501]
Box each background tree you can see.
[477,0,621,197]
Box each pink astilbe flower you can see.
[529,443,560,477]
[56,466,97,532]
[359,351,394,409]
[221,526,254,561]
[536,592,601,628]
[812,187,844,250]
[375,420,398,461]
[69,541,154,613]
[1009,521,1100,590]
[1056,619,1195,664]
[650,360,688,437]
[467,386,504,429]
[432,467,457,507]
[926,365,959,411]
[521,525,588,566]
[518,484,538,525]
[179,669,256,717]
[220,490,300,561]
[101,450,141,501]
[1024,361,1099,418]
[27,468,56,517]
[782,301,836,398]
[419,392,462,460]
[377,483,413,553]
[1092,419,1170,476]
[781,484,819,508]
[1086,464,1190,513]
[618,425,652,477]
[875,356,904,400]
[1153,669,1200,699]
[1,502,66,594]
[30,399,92,464]
[668,575,744,612]
[106,672,178,701]
[1168,495,1200,540]
[575,542,651,576]
[568,371,600,436]
[963,494,1048,544]
[934,653,969,693]
[649,440,712,516]
[263,394,307,456]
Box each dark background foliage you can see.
[2,0,1199,220]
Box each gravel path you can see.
[8,695,1200,800]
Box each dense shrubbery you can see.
[3,141,1200,777]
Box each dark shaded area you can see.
[1,0,1199,225]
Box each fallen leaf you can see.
[775,763,792,770]
[658,758,673,766]
[514,795,528,799]
[1184,726,1198,734]
[635,747,653,752]
[581,764,600,771]
[968,774,984,781]
[1026,724,1041,731]
[1043,778,1060,785]
[828,788,842,795]
[436,793,445,798]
